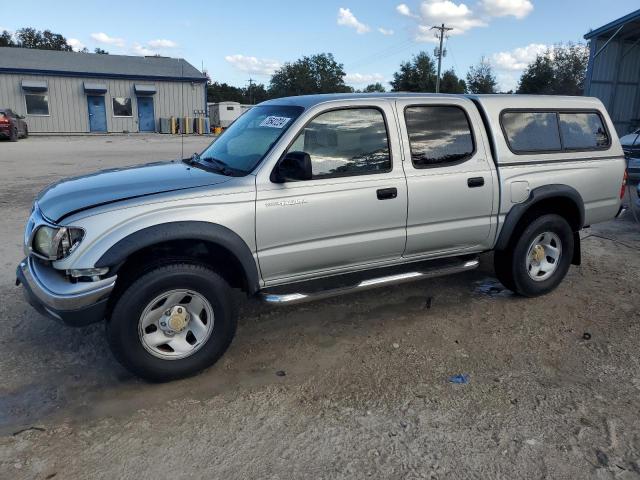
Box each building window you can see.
[112,97,132,117]
[285,108,391,179]
[559,112,610,150]
[25,94,49,116]
[405,106,475,168]
[501,111,562,153]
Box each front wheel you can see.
[494,214,574,297]
[107,263,237,382]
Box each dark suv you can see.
[0,109,28,141]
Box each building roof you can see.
[584,8,640,40]
[0,47,207,82]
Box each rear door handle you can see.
[467,177,485,188]
[377,187,398,200]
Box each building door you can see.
[137,96,155,132]
[87,96,107,132]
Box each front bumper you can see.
[16,257,117,326]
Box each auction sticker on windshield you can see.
[260,116,291,128]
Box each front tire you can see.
[494,214,574,297]
[107,263,237,382]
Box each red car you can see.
[0,109,28,141]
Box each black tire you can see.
[23,125,28,139]
[494,214,574,297]
[107,263,237,382]
[9,126,18,142]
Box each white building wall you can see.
[0,73,206,133]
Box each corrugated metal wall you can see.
[586,37,640,135]
[0,73,206,133]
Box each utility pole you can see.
[247,78,255,104]
[431,23,453,93]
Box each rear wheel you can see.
[107,263,237,382]
[23,125,28,138]
[494,214,574,297]
[9,126,18,142]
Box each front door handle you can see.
[467,177,485,188]
[377,187,398,200]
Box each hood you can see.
[37,161,231,222]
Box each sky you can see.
[1,1,638,91]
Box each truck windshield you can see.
[199,105,304,174]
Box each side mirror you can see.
[272,151,312,183]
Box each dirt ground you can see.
[0,135,639,480]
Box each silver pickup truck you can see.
[16,93,627,381]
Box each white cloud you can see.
[131,43,157,56]
[491,43,547,70]
[67,38,85,52]
[480,0,533,19]
[224,54,282,75]
[396,3,417,17]
[337,8,371,34]
[378,27,395,36]
[147,39,178,48]
[90,32,125,48]
[345,73,385,84]
[417,0,487,37]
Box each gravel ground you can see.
[0,135,639,480]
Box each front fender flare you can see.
[95,221,260,294]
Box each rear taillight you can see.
[620,170,628,199]
[0,117,8,125]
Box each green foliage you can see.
[466,58,497,94]
[94,48,109,55]
[363,83,386,93]
[14,27,73,51]
[390,51,437,92]
[518,43,589,95]
[0,30,16,47]
[440,69,467,94]
[207,82,271,104]
[269,53,352,97]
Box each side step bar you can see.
[260,257,480,305]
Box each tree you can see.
[439,69,467,94]
[363,83,386,93]
[94,47,109,55]
[518,43,589,95]
[390,51,437,92]
[245,83,270,104]
[466,58,497,94]
[0,30,16,47]
[14,27,73,51]
[207,82,244,103]
[269,53,351,97]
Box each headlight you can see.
[32,226,85,260]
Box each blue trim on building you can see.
[584,8,640,39]
[0,67,207,83]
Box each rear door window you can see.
[559,112,610,149]
[404,105,475,168]
[501,111,561,153]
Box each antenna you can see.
[180,58,184,160]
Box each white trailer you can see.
[208,102,253,128]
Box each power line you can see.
[431,23,453,93]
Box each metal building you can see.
[584,9,640,135]
[0,47,207,133]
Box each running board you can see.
[260,256,480,305]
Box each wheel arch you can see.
[96,221,260,295]
[496,185,584,263]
